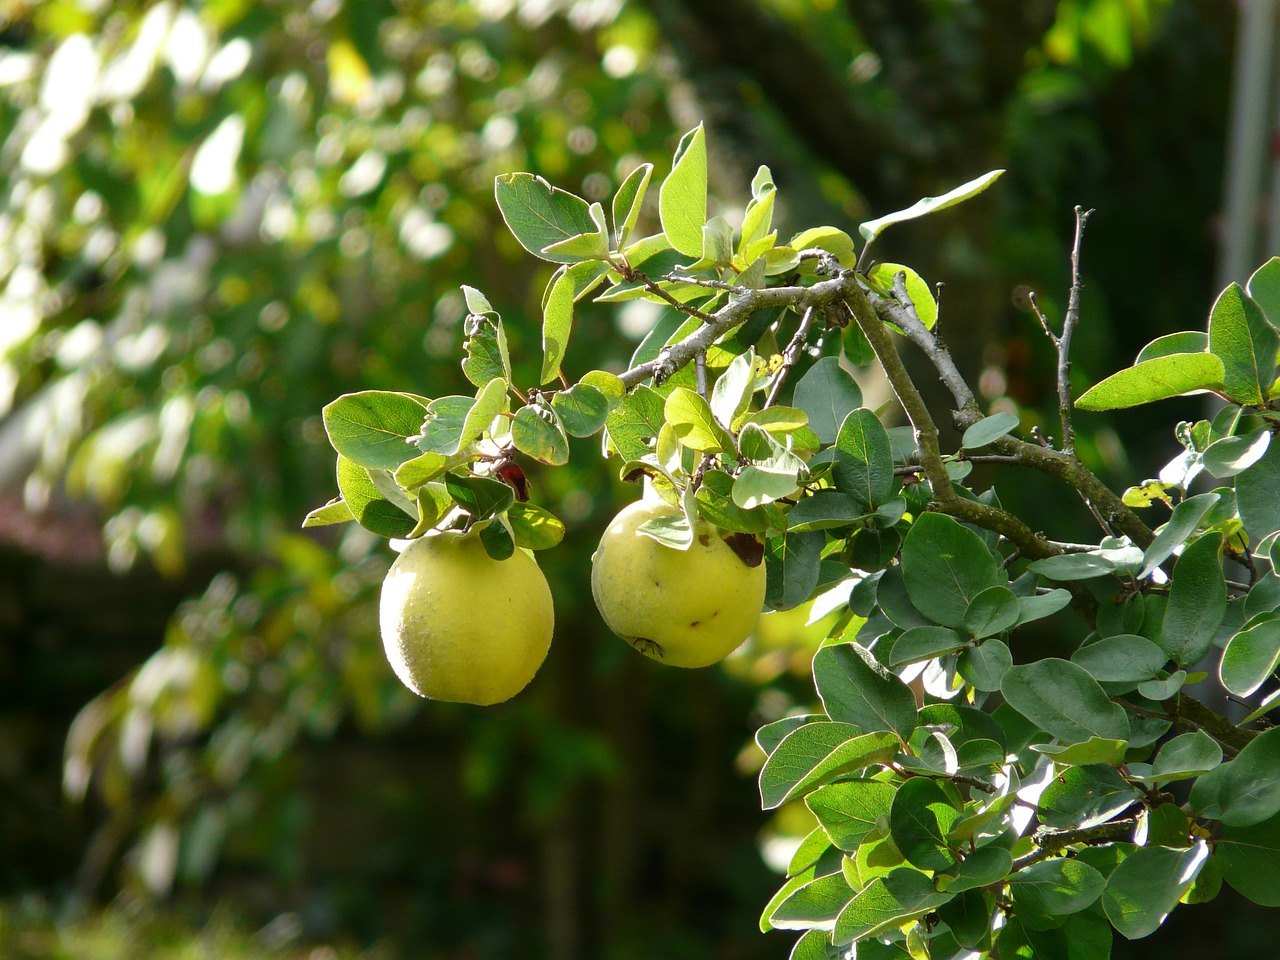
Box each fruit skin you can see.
[379,531,553,704]
[591,499,767,667]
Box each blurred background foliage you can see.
[0,0,1265,957]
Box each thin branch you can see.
[765,305,818,407]
[1028,291,1056,345]
[1058,206,1093,454]
[695,351,709,399]
[1012,818,1138,871]
[618,271,861,388]
[616,263,718,323]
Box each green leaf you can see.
[394,450,449,490]
[1136,330,1209,363]
[1190,726,1280,826]
[756,714,823,755]
[833,867,952,944]
[806,780,897,851]
[494,172,596,263]
[1248,257,1280,322]
[658,124,708,258]
[540,265,576,384]
[865,263,938,329]
[759,722,899,809]
[1071,634,1167,684]
[1038,764,1141,829]
[1140,492,1220,577]
[739,166,776,255]
[765,529,826,612]
[1161,531,1226,665]
[479,519,515,561]
[511,404,570,465]
[786,492,865,532]
[788,930,837,960]
[1016,588,1073,625]
[611,162,653,248]
[700,214,734,264]
[711,349,755,429]
[960,412,1020,449]
[1145,730,1222,783]
[455,378,509,456]
[323,391,430,470]
[461,311,512,388]
[1237,439,1280,542]
[551,382,612,438]
[1000,659,1129,744]
[1009,858,1106,917]
[1074,352,1225,410]
[1208,281,1279,406]
[461,285,496,315]
[889,777,961,871]
[1102,843,1209,939]
[1218,812,1280,906]
[963,585,1020,639]
[605,384,665,462]
[444,473,514,522]
[415,395,473,455]
[335,456,416,538]
[695,470,768,534]
[813,642,918,740]
[302,497,353,528]
[833,409,894,509]
[770,872,855,930]
[1221,617,1280,697]
[901,513,1003,629]
[506,502,565,550]
[1137,670,1186,701]
[793,357,863,445]
[888,625,966,665]
[858,169,1004,245]
[789,226,857,266]
[664,386,735,454]
[935,846,1013,893]
[1026,552,1117,580]
[956,639,1012,693]
[1029,736,1128,767]
[736,424,807,508]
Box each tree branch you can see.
[1057,206,1093,455]
[1012,818,1138,871]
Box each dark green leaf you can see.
[1237,439,1280,542]
[1076,352,1225,411]
[1009,858,1106,917]
[793,357,863,445]
[1029,736,1128,767]
[551,382,612,437]
[695,470,768,534]
[1101,843,1209,939]
[771,872,855,930]
[1026,553,1117,580]
[1140,492,1220,577]
[963,585,1020,639]
[786,492,865,532]
[1000,659,1129,744]
[1016,589,1073,625]
[1189,726,1280,826]
[1147,730,1222,783]
[888,625,966,665]
[813,642,918,739]
[889,776,961,871]
[765,528,824,611]
[1208,281,1279,406]
[936,846,1012,893]
[833,409,894,508]
[444,473,514,522]
[956,639,1012,692]
[961,412,1020,449]
[1218,812,1280,906]
[1038,764,1141,829]
[1071,634,1168,683]
[901,513,1003,629]
[479,520,515,560]
[1220,617,1280,697]
[1161,532,1226,665]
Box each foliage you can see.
[314,123,1280,957]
